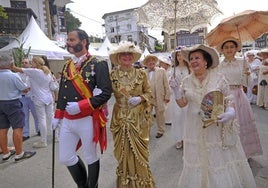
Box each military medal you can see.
[85,71,90,83]
[90,64,95,76]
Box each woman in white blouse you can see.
[12,56,54,148]
[216,37,263,159]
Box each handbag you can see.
[259,79,268,86]
[252,85,258,95]
[49,76,59,91]
[221,119,238,148]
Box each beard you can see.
[67,42,83,53]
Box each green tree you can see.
[0,6,8,19]
[155,40,163,52]
[64,9,81,32]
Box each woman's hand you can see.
[176,97,187,108]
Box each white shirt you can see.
[22,68,53,105]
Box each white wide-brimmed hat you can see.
[216,37,242,53]
[257,48,268,57]
[109,41,142,65]
[158,56,172,66]
[181,44,219,68]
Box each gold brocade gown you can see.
[110,67,155,188]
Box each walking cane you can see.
[52,129,55,188]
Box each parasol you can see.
[162,6,221,34]
[205,10,268,47]
[135,0,221,48]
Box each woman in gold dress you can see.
[109,41,155,188]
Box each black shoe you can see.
[14,151,36,162]
[155,133,163,138]
[2,150,16,161]
[165,123,172,126]
[22,136,30,141]
[37,132,41,136]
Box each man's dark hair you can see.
[70,29,90,50]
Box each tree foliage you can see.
[12,38,31,67]
[64,9,81,32]
[155,40,163,52]
[0,6,8,19]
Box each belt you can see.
[229,85,241,89]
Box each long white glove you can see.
[217,107,235,123]
[128,96,142,106]
[52,118,61,130]
[66,102,81,115]
[93,87,102,96]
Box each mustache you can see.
[67,42,83,53]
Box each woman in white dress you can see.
[216,38,262,159]
[176,44,256,188]
[257,49,268,109]
[169,48,190,149]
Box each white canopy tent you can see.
[0,16,71,60]
[88,45,98,56]
[140,47,151,61]
[95,37,114,57]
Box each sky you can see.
[66,0,267,40]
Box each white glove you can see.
[128,96,142,106]
[172,87,182,100]
[93,88,102,96]
[66,102,81,115]
[52,118,61,130]
[217,107,235,123]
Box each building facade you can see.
[0,0,68,48]
[102,8,152,51]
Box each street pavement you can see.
[1,96,268,188]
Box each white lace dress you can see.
[177,68,256,188]
[170,66,189,143]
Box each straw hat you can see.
[257,48,268,57]
[142,54,158,66]
[181,44,219,68]
[109,41,142,65]
[158,56,172,66]
[216,37,242,53]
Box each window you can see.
[110,27,115,33]
[116,26,120,33]
[10,1,27,8]
[108,16,113,22]
[127,35,133,42]
[127,24,132,31]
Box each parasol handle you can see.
[235,24,248,86]
[173,0,178,77]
